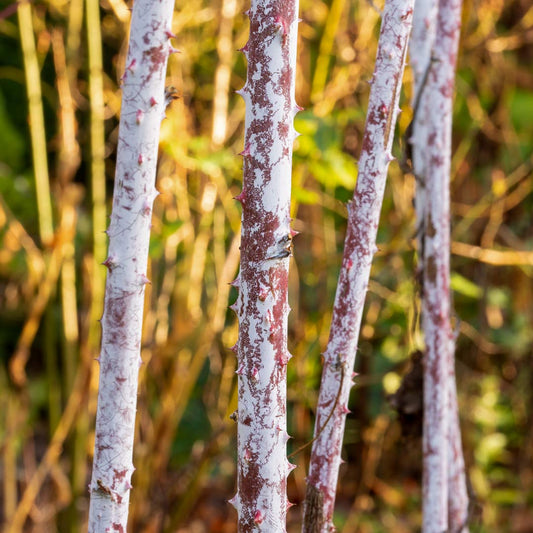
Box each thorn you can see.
[281,430,291,443]
[236,364,244,375]
[290,228,300,238]
[125,480,133,490]
[254,510,264,525]
[385,152,396,163]
[229,343,238,353]
[138,153,144,165]
[126,58,137,73]
[251,367,259,381]
[165,29,177,40]
[135,109,144,124]
[287,461,297,472]
[168,44,181,54]
[238,43,249,54]
[94,357,100,363]
[286,500,296,510]
[228,494,238,509]
[229,277,240,288]
[340,404,351,415]
[243,9,250,17]
[233,190,246,205]
[239,143,251,157]
[150,96,158,107]
[102,256,118,270]
[352,371,359,379]
[345,258,353,270]
[294,103,304,112]
[244,448,252,462]
[139,273,151,285]
[274,15,289,35]
[229,302,238,313]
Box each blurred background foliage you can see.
[0,0,532,531]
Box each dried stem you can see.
[17,0,54,246]
[86,0,108,353]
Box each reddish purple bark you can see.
[302,1,414,531]
[87,0,176,530]
[417,0,465,530]
[231,1,299,531]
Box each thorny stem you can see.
[231,1,300,531]
[303,1,414,531]
[287,363,346,460]
[87,0,176,530]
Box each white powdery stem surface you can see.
[447,342,469,532]
[409,0,438,255]
[302,1,414,531]
[421,0,463,531]
[232,1,299,531]
[88,0,176,530]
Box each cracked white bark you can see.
[302,1,414,531]
[87,0,176,530]
[230,1,299,531]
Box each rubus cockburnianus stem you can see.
[416,0,466,530]
[409,0,437,269]
[447,355,469,532]
[87,0,176,530]
[230,0,299,531]
[302,1,414,531]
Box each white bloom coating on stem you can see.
[234,1,299,531]
[303,1,414,531]
[87,0,175,531]
[410,0,438,246]
[420,0,464,531]
[447,341,469,532]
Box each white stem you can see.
[303,1,414,530]
[88,0,176,530]
[420,0,464,530]
[232,1,299,531]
